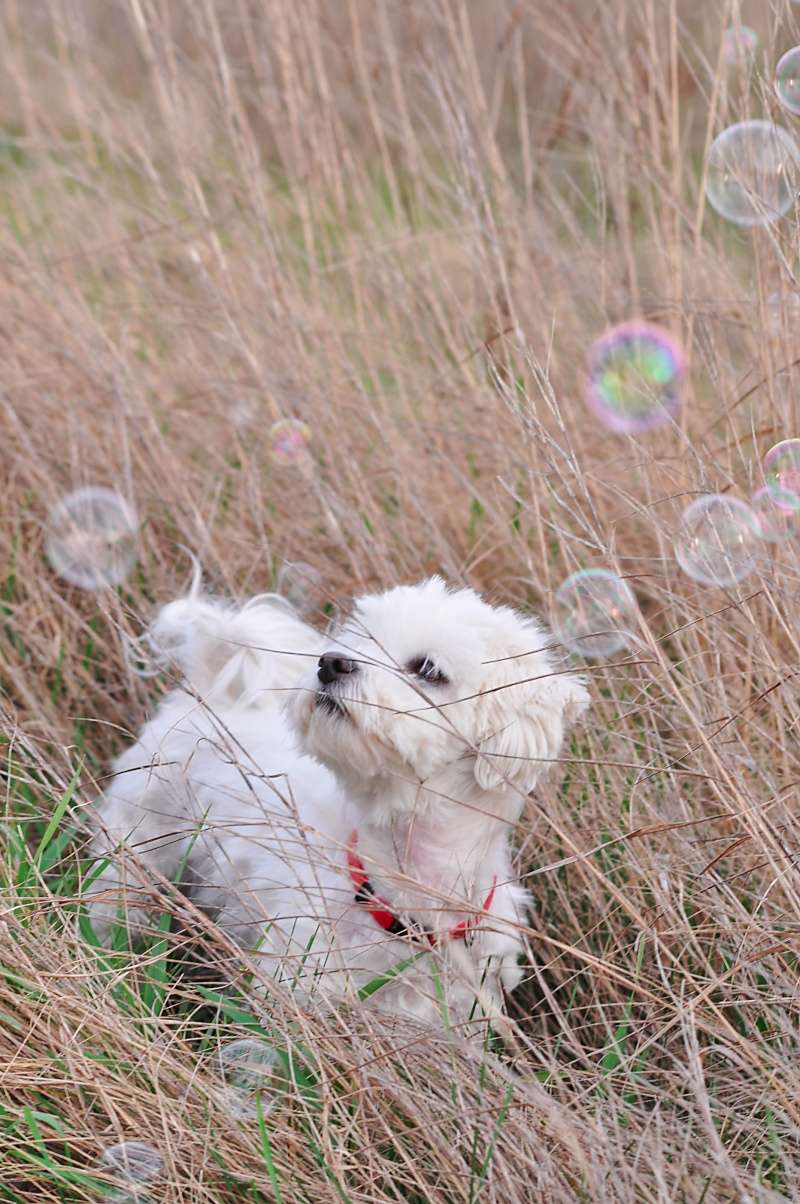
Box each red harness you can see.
[346,831,497,945]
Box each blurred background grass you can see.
[3,1,800,1200]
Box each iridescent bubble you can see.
[763,438,800,509]
[268,418,311,464]
[585,322,683,434]
[277,560,324,613]
[751,486,800,542]
[723,25,758,66]
[46,487,139,590]
[94,1142,162,1201]
[553,569,637,659]
[705,121,800,226]
[673,496,760,587]
[218,1038,279,1118]
[775,46,800,116]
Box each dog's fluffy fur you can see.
[86,577,589,1024]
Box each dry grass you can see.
[3,0,800,1199]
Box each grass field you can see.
[3,1,800,1200]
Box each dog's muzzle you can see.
[317,653,358,685]
[315,653,357,718]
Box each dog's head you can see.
[293,577,588,815]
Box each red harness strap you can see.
[346,831,497,945]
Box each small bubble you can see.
[268,418,311,465]
[763,439,800,509]
[230,397,258,430]
[766,290,800,338]
[94,1142,162,1202]
[673,496,760,587]
[106,1193,155,1204]
[98,1142,162,1183]
[722,25,758,67]
[775,45,800,116]
[552,569,637,659]
[751,486,800,543]
[277,561,324,613]
[217,1038,279,1118]
[46,487,139,590]
[121,631,168,679]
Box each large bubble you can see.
[705,121,800,226]
[553,569,637,659]
[586,322,683,434]
[45,487,139,590]
[673,496,760,587]
[775,46,800,117]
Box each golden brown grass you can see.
[3,0,800,1199]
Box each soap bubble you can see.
[763,439,800,509]
[673,496,760,587]
[586,322,683,434]
[705,121,800,226]
[766,289,800,337]
[277,560,325,613]
[219,1038,278,1089]
[268,418,311,464]
[723,25,758,66]
[553,569,637,659]
[95,1142,162,1200]
[46,487,138,590]
[231,397,258,430]
[98,1142,162,1183]
[775,46,800,116]
[218,1038,279,1118]
[121,631,168,679]
[751,486,800,542]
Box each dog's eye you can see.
[408,656,449,686]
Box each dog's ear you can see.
[473,666,589,795]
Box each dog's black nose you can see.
[318,653,358,685]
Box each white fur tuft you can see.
[149,592,324,709]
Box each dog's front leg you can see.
[83,779,194,946]
[474,881,530,1000]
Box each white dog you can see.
[85,577,589,1025]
